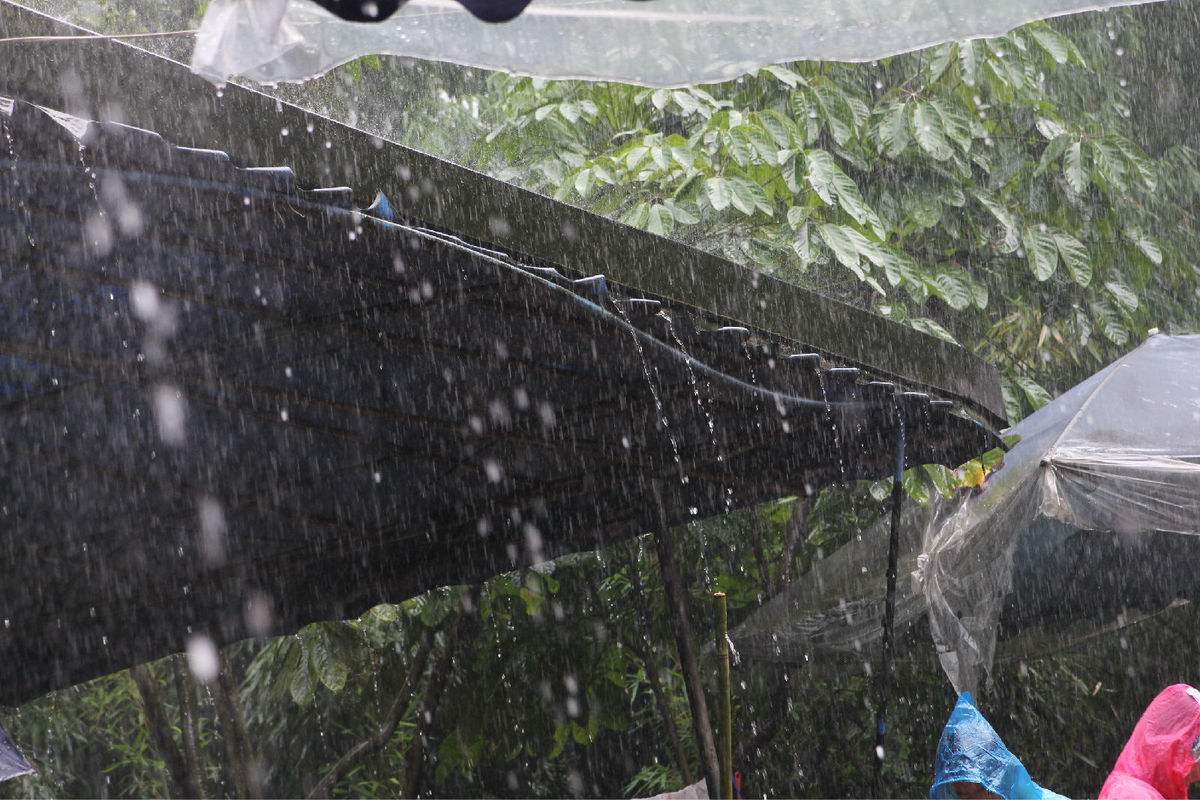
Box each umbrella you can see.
[733,333,1200,694]
[191,0,1168,85]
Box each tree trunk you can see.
[652,523,721,800]
[212,654,261,799]
[173,657,206,799]
[624,545,693,786]
[775,497,810,594]
[398,614,463,800]
[307,629,435,799]
[131,664,204,799]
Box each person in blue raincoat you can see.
[931,693,1067,800]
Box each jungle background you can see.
[3,1,1200,797]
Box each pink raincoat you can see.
[1099,685,1200,800]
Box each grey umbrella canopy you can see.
[192,0,1167,85]
[734,334,1200,692]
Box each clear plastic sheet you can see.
[191,0,1164,86]
[734,334,1200,694]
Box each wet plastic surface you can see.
[193,0,1167,86]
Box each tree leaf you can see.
[1063,141,1087,193]
[814,82,856,145]
[290,649,316,706]
[1053,232,1092,287]
[1021,225,1059,281]
[1104,280,1140,311]
[727,176,770,216]
[817,223,862,275]
[908,317,960,345]
[727,126,755,166]
[1124,227,1163,265]
[1030,27,1071,65]
[646,204,675,236]
[911,102,952,161]
[704,176,732,211]
[805,148,837,205]
[1037,134,1071,175]
[1091,298,1129,345]
[1015,375,1052,410]
[757,110,798,148]
[877,101,910,159]
[959,40,980,85]
[760,64,804,88]
[930,271,972,311]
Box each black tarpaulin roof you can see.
[0,94,997,705]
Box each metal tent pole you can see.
[873,396,906,796]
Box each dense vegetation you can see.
[4,1,1200,798]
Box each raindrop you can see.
[186,634,220,683]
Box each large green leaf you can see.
[817,224,863,276]
[646,204,675,236]
[704,176,732,211]
[930,271,972,311]
[1125,227,1163,265]
[805,148,838,205]
[1063,141,1087,193]
[727,176,771,216]
[1104,280,1139,311]
[911,102,952,161]
[1015,375,1052,410]
[1053,232,1092,287]
[877,100,910,158]
[1021,225,1059,281]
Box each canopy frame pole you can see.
[714,591,733,800]
[651,483,722,799]
[873,396,906,795]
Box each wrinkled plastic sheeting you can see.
[731,335,1200,695]
[922,334,1200,692]
[731,503,935,664]
[191,0,1166,86]
[0,723,33,784]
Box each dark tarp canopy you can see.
[0,95,997,705]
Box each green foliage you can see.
[475,20,1199,421]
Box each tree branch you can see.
[774,498,810,595]
[307,629,435,799]
[131,664,204,799]
[212,653,261,799]
[624,546,694,786]
[649,482,722,800]
[173,657,206,799]
[401,594,476,800]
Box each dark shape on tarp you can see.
[931,693,1065,800]
[0,722,34,783]
[308,0,536,23]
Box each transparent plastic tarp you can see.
[192,0,1164,85]
[734,334,1200,694]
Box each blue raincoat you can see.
[932,693,1067,800]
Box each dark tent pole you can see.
[651,483,722,799]
[873,397,906,795]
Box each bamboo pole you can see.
[714,592,733,800]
